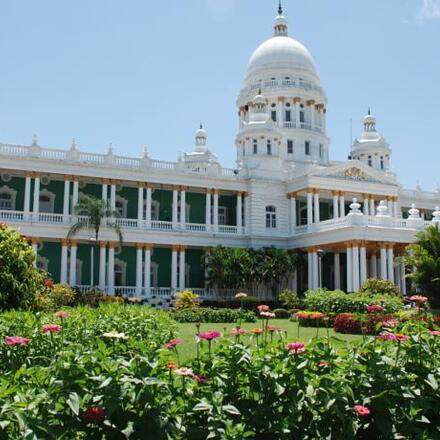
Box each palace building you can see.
[1,4,439,298]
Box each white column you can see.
[394,199,400,218]
[172,188,178,228]
[24,175,31,219]
[312,251,319,289]
[277,98,284,128]
[99,243,106,290]
[370,199,375,216]
[339,193,345,217]
[102,182,108,203]
[205,190,211,231]
[334,252,341,290]
[307,251,313,290]
[171,247,178,292]
[307,191,313,225]
[69,242,77,286]
[371,254,378,278]
[387,247,395,283]
[290,194,297,234]
[60,241,68,284]
[363,196,369,216]
[137,186,144,222]
[32,176,40,215]
[136,245,143,295]
[236,192,243,231]
[380,247,387,280]
[310,105,316,130]
[313,191,320,223]
[352,245,360,292]
[243,193,248,232]
[346,247,353,292]
[213,190,219,232]
[107,245,115,294]
[400,262,406,295]
[63,179,70,219]
[180,189,186,227]
[72,180,79,213]
[179,247,186,291]
[145,186,152,228]
[360,246,367,286]
[110,183,116,211]
[144,246,151,296]
[332,192,339,219]
[294,99,300,128]
[387,198,394,218]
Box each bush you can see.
[359,278,400,296]
[74,288,124,308]
[175,290,200,310]
[201,298,283,311]
[279,289,299,309]
[333,313,393,335]
[34,283,76,311]
[0,224,46,310]
[172,307,256,323]
[273,308,290,319]
[304,289,404,314]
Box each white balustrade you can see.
[185,223,207,232]
[150,287,172,298]
[114,286,137,297]
[38,213,64,223]
[218,225,239,234]
[114,218,138,228]
[151,220,173,230]
[0,210,24,221]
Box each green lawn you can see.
[175,319,360,361]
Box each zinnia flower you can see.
[42,324,62,333]
[251,328,263,335]
[394,333,409,342]
[410,295,428,304]
[193,374,209,384]
[353,405,371,417]
[287,342,306,354]
[164,338,184,349]
[166,361,178,369]
[382,319,398,328]
[257,305,270,312]
[83,406,105,423]
[54,311,70,319]
[235,292,248,299]
[318,361,329,367]
[367,305,384,313]
[266,325,279,333]
[430,330,440,337]
[44,279,54,289]
[230,327,246,336]
[260,311,276,319]
[376,334,396,341]
[102,331,128,340]
[175,367,193,376]
[198,331,221,341]
[5,336,32,346]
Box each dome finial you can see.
[368,107,371,116]
[278,0,283,15]
[200,122,203,129]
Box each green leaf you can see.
[425,374,438,391]
[193,402,213,412]
[223,404,241,415]
[67,392,80,416]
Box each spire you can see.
[368,107,371,116]
[273,2,288,36]
[278,0,283,15]
[200,122,203,129]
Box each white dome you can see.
[246,36,317,79]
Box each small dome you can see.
[253,91,267,105]
[195,126,207,139]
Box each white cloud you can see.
[418,0,440,21]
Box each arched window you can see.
[39,190,55,213]
[265,206,277,229]
[368,155,372,167]
[115,196,127,218]
[0,187,15,210]
[380,156,384,170]
[253,139,258,154]
[267,139,272,155]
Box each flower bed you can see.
[333,312,394,335]
[171,307,256,323]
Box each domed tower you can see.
[351,110,392,171]
[236,2,329,176]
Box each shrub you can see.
[175,290,200,310]
[74,288,124,308]
[333,313,393,335]
[359,278,400,296]
[34,283,75,311]
[273,308,290,319]
[172,307,256,323]
[279,289,299,309]
[294,310,327,327]
[201,298,283,310]
[0,224,46,310]
[304,289,404,314]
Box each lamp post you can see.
[317,249,325,288]
[90,237,97,287]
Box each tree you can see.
[67,195,123,244]
[0,223,45,310]
[404,224,440,306]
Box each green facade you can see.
[152,247,171,287]
[187,192,205,223]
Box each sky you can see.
[0,0,439,190]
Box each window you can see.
[271,110,277,122]
[114,259,126,287]
[271,103,276,108]
[0,191,13,210]
[287,140,294,154]
[305,141,311,156]
[115,196,127,218]
[267,139,272,155]
[380,156,384,170]
[285,110,291,122]
[253,139,258,154]
[368,155,372,167]
[265,206,277,228]
[319,144,323,158]
[242,146,245,157]
[39,190,55,213]
[151,200,160,220]
[218,206,227,225]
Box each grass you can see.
[175,319,360,361]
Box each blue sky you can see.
[0,0,439,190]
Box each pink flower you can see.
[257,305,270,312]
[42,324,62,333]
[54,311,70,319]
[376,334,396,341]
[164,338,184,349]
[382,319,398,328]
[198,331,221,341]
[353,405,371,417]
[5,336,32,346]
[230,327,246,336]
[410,295,428,304]
[175,367,193,376]
[394,334,409,342]
[318,361,329,367]
[430,330,440,337]
[287,342,306,354]
[260,311,276,319]
[83,407,105,423]
[193,374,209,384]
[266,325,279,333]
[367,305,384,313]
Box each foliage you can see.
[304,289,404,314]
[279,289,299,309]
[333,313,393,335]
[204,246,300,297]
[201,298,283,311]
[273,308,291,319]
[405,224,440,307]
[1,304,440,439]
[175,290,200,310]
[34,283,76,311]
[294,311,327,327]
[74,287,124,308]
[172,307,256,323]
[359,278,400,296]
[0,223,45,311]
[67,194,123,244]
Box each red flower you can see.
[54,311,70,319]
[5,336,32,346]
[257,305,270,312]
[430,330,440,337]
[164,338,184,349]
[353,405,370,417]
[193,374,209,384]
[318,361,329,367]
[42,324,62,333]
[287,342,305,354]
[198,331,221,341]
[166,361,178,369]
[266,325,279,333]
[83,406,105,423]
[44,279,54,289]
[230,327,246,336]
[367,305,384,313]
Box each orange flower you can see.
[251,328,263,335]
[166,361,178,369]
